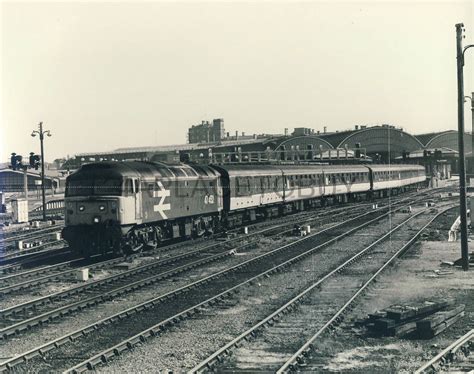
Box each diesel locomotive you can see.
[62,161,426,256]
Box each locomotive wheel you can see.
[192,219,206,238]
[146,227,163,250]
[123,232,144,254]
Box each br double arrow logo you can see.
[153,181,171,219]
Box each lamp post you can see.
[455,24,473,271]
[31,122,51,221]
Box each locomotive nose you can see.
[65,199,119,225]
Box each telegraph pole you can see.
[456,23,470,271]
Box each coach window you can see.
[134,179,140,193]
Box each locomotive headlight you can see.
[79,205,85,212]
[93,216,100,223]
[99,205,106,211]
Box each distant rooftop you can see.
[75,137,276,158]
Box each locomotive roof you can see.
[71,161,219,179]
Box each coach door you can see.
[134,178,142,220]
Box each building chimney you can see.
[284,128,288,136]
[235,130,239,139]
[323,126,327,133]
[226,132,230,138]
[355,125,359,130]
[242,132,245,136]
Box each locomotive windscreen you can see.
[66,178,122,197]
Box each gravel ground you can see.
[0,197,437,370]
[0,223,311,362]
[12,211,374,372]
[299,226,474,372]
[0,206,357,310]
[94,211,419,373]
[213,211,437,372]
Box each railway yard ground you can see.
[1,188,473,373]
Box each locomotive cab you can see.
[62,163,143,255]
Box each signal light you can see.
[10,153,23,171]
[29,152,40,170]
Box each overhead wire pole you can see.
[455,23,470,271]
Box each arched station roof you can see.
[271,136,334,151]
[320,126,423,158]
[415,130,473,154]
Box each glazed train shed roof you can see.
[319,126,423,153]
[414,131,457,147]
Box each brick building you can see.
[188,118,225,144]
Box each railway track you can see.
[0,188,436,284]
[0,187,441,275]
[257,207,453,373]
[0,197,436,373]
[415,329,474,373]
[0,199,360,276]
[0,191,419,294]
[176,205,454,373]
[70,203,450,374]
[0,223,63,244]
[0,201,364,294]
[0,200,389,338]
[1,238,67,262]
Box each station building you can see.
[60,123,473,184]
[0,168,64,195]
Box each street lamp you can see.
[31,122,52,221]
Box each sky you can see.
[1,1,473,162]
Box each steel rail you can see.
[0,187,432,272]
[0,259,84,285]
[0,200,357,290]
[0,200,382,305]
[0,202,406,372]
[62,203,422,373]
[0,240,68,263]
[190,208,429,372]
[0,202,368,335]
[414,329,474,373]
[276,206,453,373]
[0,224,64,244]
